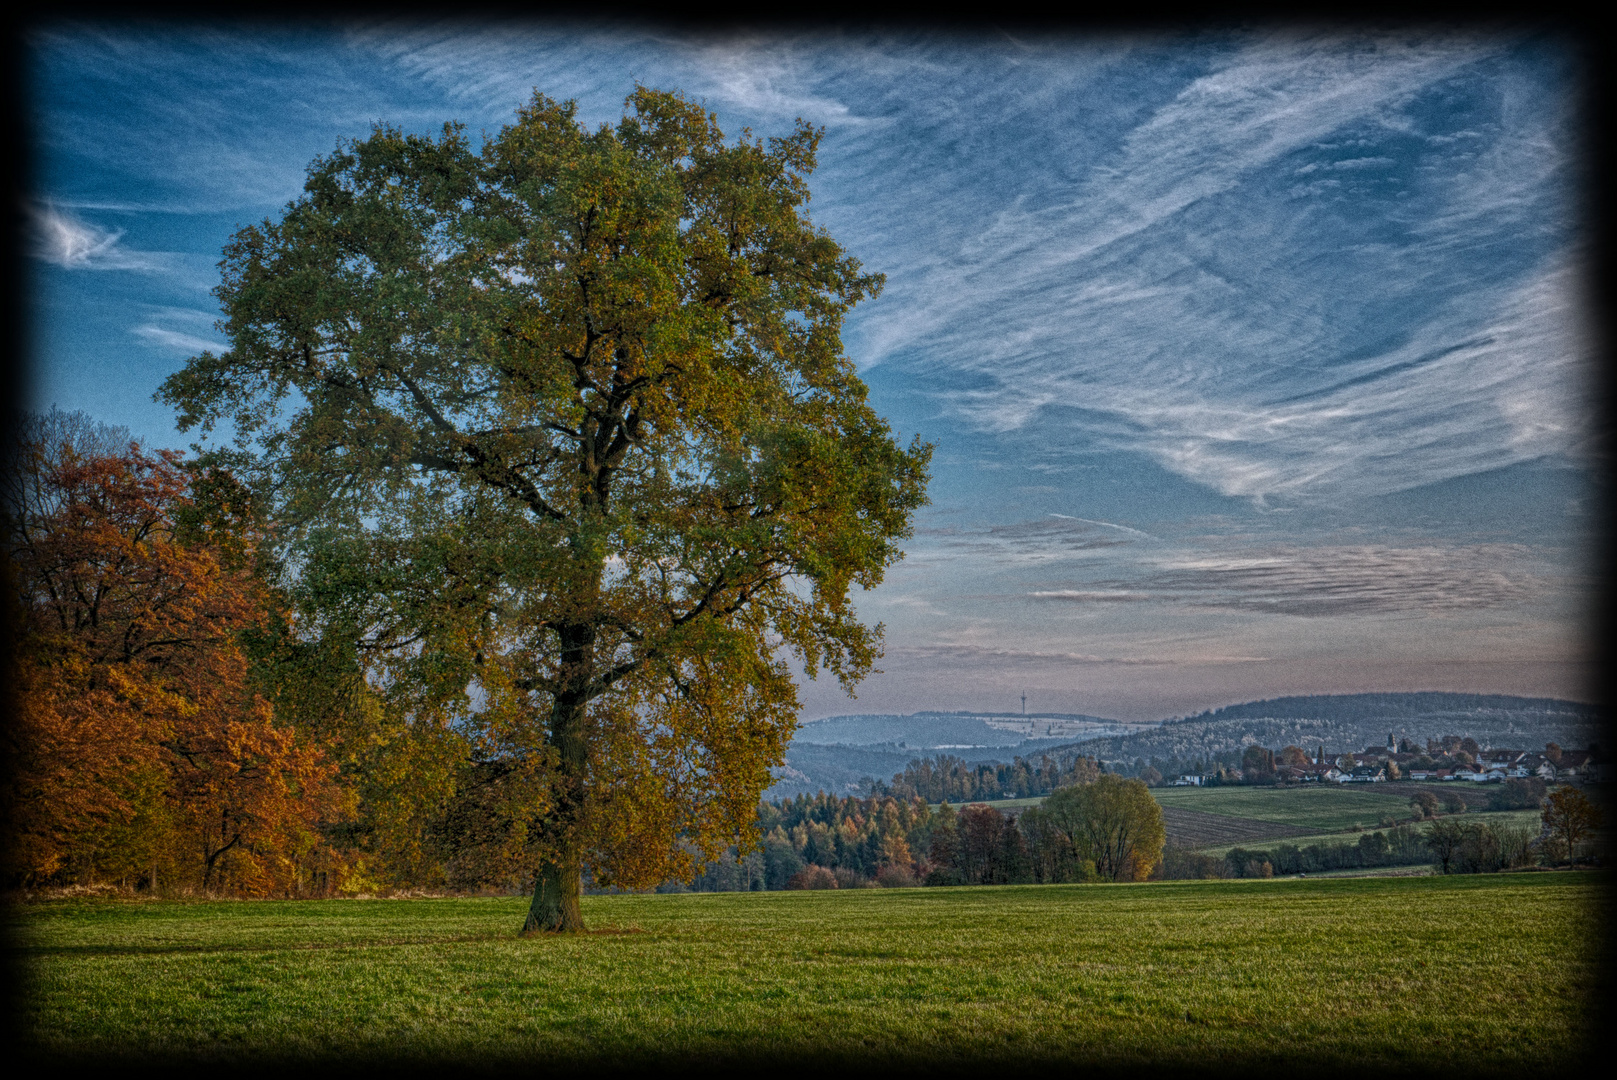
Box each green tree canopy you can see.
[159,87,930,931]
[1034,774,1166,882]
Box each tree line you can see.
[669,772,1167,892]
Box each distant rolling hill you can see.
[1043,692,1601,766]
[765,744,920,801]
[765,710,1155,801]
[792,710,1149,749]
[766,693,1602,801]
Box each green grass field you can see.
[13,873,1598,1067]
[1189,809,1545,860]
[1150,784,1423,832]
[946,782,1474,831]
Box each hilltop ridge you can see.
[769,692,1601,799]
[1043,692,1599,767]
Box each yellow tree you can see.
[160,88,930,931]
[1036,774,1166,882]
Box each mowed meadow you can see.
[14,872,1599,1068]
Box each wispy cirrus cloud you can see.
[347,23,886,130]
[1031,542,1539,616]
[132,324,225,354]
[840,33,1584,503]
[1121,258,1592,499]
[887,644,1269,668]
[129,305,228,355]
[670,36,888,127]
[30,27,411,210]
[917,514,1146,561]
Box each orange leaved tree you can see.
[2,410,344,893]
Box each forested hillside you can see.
[765,744,919,800]
[793,711,1126,747]
[1186,693,1595,730]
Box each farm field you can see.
[1151,783,1428,832]
[930,784,1532,853]
[928,784,1547,856]
[1189,809,1545,860]
[1158,805,1316,848]
[13,873,1597,1068]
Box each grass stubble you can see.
[10,873,1599,1071]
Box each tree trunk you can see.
[524,845,583,933]
[523,634,592,934]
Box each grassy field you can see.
[13,873,1598,1068]
[1150,784,1424,832]
[934,784,1545,856]
[1188,809,1545,860]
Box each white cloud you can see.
[1099,257,1591,500]
[132,324,226,354]
[887,644,1270,668]
[1030,542,1540,617]
[674,38,880,128]
[31,204,160,270]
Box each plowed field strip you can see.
[1391,783,1495,809]
[1161,806,1317,848]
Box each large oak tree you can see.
[160,88,930,931]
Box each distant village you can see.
[1169,736,1605,787]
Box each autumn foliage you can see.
[3,415,343,893]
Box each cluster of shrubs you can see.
[1422,818,1542,873]
[1486,777,1549,811]
[1224,825,1431,877]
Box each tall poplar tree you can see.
[159,88,930,932]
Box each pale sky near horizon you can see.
[25,23,1597,721]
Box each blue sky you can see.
[26,23,1594,720]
